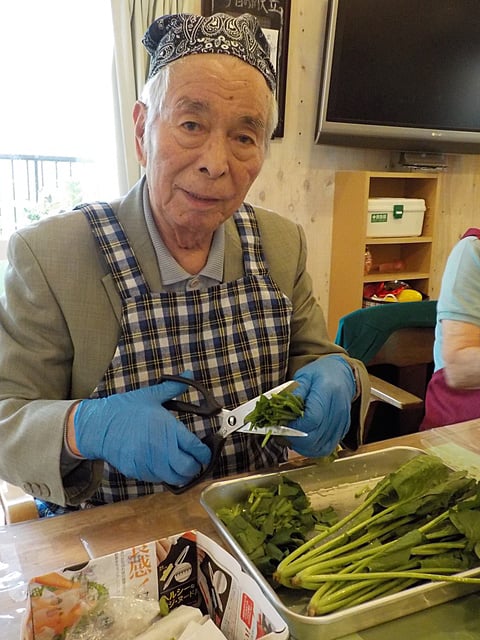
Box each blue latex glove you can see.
[289,355,356,457]
[74,376,212,486]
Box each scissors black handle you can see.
[160,374,223,416]
[160,374,225,494]
[162,431,226,495]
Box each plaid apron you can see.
[80,201,292,504]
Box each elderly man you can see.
[0,13,369,514]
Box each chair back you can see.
[336,300,437,440]
[335,300,437,364]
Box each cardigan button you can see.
[21,482,51,498]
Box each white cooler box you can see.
[367,197,426,237]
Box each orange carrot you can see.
[33,572,77,590]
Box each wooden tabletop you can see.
[2,419,480,638]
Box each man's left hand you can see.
[288,355,356,457]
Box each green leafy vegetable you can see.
[216,477,333,580]
[244,390,304,430]
[273,455,480,615]
[159,595,170,617]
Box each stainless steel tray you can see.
[200,446,480,640]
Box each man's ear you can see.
[133,101,147,166]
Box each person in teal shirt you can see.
[422,229,480,429]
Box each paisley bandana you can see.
[143,12,276,91]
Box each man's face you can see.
[134,54,271,246]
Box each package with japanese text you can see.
[21,530,288,640]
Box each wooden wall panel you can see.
[192,1,480,327]
[246,1,392,316]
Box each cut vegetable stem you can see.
[275,476,391,580]
[308,577,417,616]
[294,516,414,581]
[299,569,480,585]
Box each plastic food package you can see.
[22,531,288,640]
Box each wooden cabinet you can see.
[327,171,439,338]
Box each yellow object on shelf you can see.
[397,289,423,302]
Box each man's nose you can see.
[198,134,229,178]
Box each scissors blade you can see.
[219,381,307,438]
[237,424,308,437]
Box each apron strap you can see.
[234,203,269,277]
[461,228,480,239]
[77,202,150,298]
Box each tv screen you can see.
[315,0,480,155]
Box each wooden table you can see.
[2,420,480,639]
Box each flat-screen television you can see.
[315,0,480,155]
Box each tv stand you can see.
[393,151,448,171]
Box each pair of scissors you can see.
[160,374,307,494]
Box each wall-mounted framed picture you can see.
[201,1,291,138]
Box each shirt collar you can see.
[143,183,225,286]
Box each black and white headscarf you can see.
[142,12,276,91]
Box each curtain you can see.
[110,0,200,192]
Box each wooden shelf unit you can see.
[327,171,439,339]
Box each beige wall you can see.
[194,2,480,321]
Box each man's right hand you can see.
[71,378,212,486]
